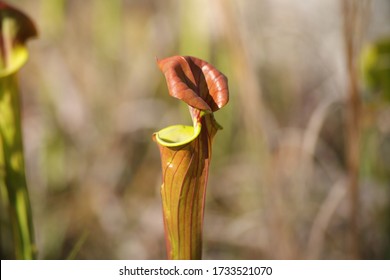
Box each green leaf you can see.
[0,1,37,259]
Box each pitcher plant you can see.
[0,1,37,259]
[153,56,229,259]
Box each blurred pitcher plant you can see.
[153,56,229,259]
[0,1,37,259]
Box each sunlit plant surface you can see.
[153,56,228,260]
[0,1,37,259]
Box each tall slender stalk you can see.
[0,1,37,259]
[153,56,228,259]
[341,0,368,259]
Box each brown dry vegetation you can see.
[1,0,390,259]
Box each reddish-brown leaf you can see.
[157,56,229,112]
[0,1,37,44]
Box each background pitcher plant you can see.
[153,56,229,260]
[0,1,37,259]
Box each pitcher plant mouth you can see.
[155,123,201,147]
[0,1,37,76]
[153,56,228,260]
[0,1,37,259]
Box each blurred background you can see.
[1,0,390,259]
